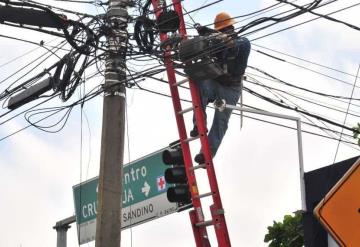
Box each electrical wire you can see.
[277,0,360,31]
[132,81,358,147]
[238,0,337,37]
[20,0,97,17]
[248,66,360,100]
[251,50,359,88]
[245,77,360,118]
[250,2,360,41]
[252,43,358,78]
[246,77,359,150]
[246,72,360,110]
[0,34,62,59]
[333,64,360,163]
[143,71,357,141]
[243,86,357,133]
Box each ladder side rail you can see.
[171,0,225,207]
[151,1,209,246]
[189,78,231,247]
[172,1,231,246]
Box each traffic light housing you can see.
[162,147,191,204]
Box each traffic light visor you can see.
[162,148,184,165]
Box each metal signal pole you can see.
[95,0,130,246]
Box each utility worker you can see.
[191,12,251,163]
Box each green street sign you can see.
[73,148,178,244]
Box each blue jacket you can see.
[218,36,251,81]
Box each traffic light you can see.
[162,147,191,204]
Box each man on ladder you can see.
[189,12,251,163]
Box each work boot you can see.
[190,126,199,137]
[190,126,208,137]
[194,153,205,164]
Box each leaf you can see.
[264,211,304,247]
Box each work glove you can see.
[194,23,216,36]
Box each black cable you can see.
[248,66,360,100]
[333,65,360,162]
[0,34,62,59]
[54,0,95,3]
[1,0,96,54]
[24,106,73,133]
[0,94,58,124]
[246,77,358,147]
[277,0,360,31]
[236,0,322,35]
[250,2,360,41]
[20,0,97,17]
[0,40,67,100]
[238,0,336,37]
[245,78,360,118]
[244,86,357,133]
[144,71,357,140]
[131,0,294,54]
[252,43,358,78]
[246,73,360,115]
[186,0,298,29]
[252,50,358,88]
[132,81,358,146]
[0,47,40,69]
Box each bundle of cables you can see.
[53,53,89,101]
[0,0,97,54]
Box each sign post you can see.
[314,158,360,246]
[73,149,179,245]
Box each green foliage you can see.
[352,123,360,146]
[264,211,304,247]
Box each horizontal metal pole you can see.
[223,104,300,121]
[178,106,194,115]
[195,192,213,199]
[174,78,189,86]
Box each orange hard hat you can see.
[214,12,235,31]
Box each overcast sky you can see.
[1,0,360,246]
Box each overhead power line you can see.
[277,0,360,31]
[252,43,358,78]
[250,2,360,41]
[333,64,360,163]
[132,82,358,147]
[248,66,360,100]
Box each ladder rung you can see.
[178,106,194,115]
[174,78,189,86]
[184,136,200,143]
[195,220,214,227]
[195,192,213,199]
[190,164,206,170]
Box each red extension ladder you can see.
[151,1,232,246]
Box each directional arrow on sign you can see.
[314,158,360,247]
[142,181,150,197]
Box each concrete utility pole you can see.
[95,0,130,246]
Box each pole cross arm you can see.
[53,215,76,247]
[53,215,76,230]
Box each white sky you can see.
[0,0,360,246]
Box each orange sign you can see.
[314,158,360,246]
